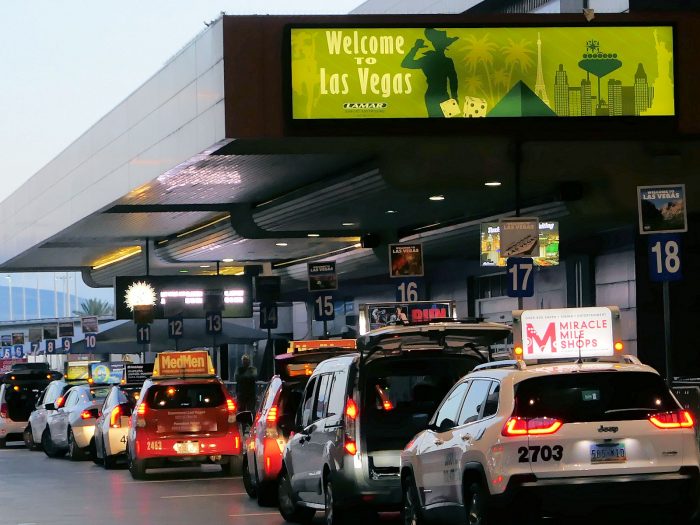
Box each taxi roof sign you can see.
[152,351,215,378]
[288,339,356,354]
[513,306,621,361]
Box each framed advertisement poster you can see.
[638,184,687,234]
[389,243,424,278]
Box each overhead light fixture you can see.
[234,271,245,276]
[429,195,445,201]
[307,233,320,237]
[199,265,211,268]
[276,242,288,247]
[342,222,356,226]
[92,246,143,270]
[222,258,234,262]
[385,210,397,214]
[485,181,502,187]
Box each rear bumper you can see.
[0,419,26,439]
[72,424,95,449]
[330,456,402,511]
[495,468,700,516]
[135,432,242,460]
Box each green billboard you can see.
[290,26,674,119]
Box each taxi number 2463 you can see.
[147,441,163,451]
[518,445,563,463]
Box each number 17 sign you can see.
[506,257,534,298]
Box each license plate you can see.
[174,441,200,455]
[590,443,626,464]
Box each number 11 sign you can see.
[506,257,534,298]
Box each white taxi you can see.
[400,307,700,523]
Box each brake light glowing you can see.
[344,439,357,455]
[382,400,394,411]
[226,398,237,412]
[649,410,694,429]
[137,403,147,416]
[502,417,563,436]
[267,406,279,424]
[345,399,358,420]
[110,406,122,428]
[55,396,65,409]
[80,410,93,420]
[0,403,7,418]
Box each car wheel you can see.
[324,479,346,525]
[41,428,65,458]
[24,425,40,451]
[465,481,490,525]
[242,456,257,498]
[278,469,315,524]
[128,447,147,480]
[257,479,278,507]
[68,427,87,461]
[223,455,243,476]
[403,474,424,525]
[102,440,116,470]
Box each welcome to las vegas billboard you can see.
[289,26,674,119]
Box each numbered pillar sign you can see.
[136,325,151,345]
[167,316,184,339]
[259,302,278,330]
[506,257,535,298]
[30,342,40,355]
[62,338,72,353]
[1,348,10,359]
[45,340,56,354]
[396,278,424,303]
[648,234,682,282]
[205,311,223,335]
[85,333,97,351]
[313,294,335,322]
[13,345,24,358]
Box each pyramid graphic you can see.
[488,81,557,117]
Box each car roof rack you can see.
[472,360,524,372]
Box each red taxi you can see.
[126,351,242,479]
[239,339,356,506]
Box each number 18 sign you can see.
[648,234,682,282]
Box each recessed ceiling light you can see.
[234,271,244,276]
[307,233,320,237]
[222,258,234,262]
[485,181,502,187]
[276,242,288,247]
[429,195,445,201]
[386,210,398,214]
[199,265,211,268]
[342,222,356,226]
[179,269,189,273]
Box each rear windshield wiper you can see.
[604,408,658,414]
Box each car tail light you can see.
[136,403,147,428]
[344,399,359,455]
[502,417,563,436]
[110,406,122,428]
[0,403,7,418]
[266,406,279,424]
[649,410,694,429]
[80,410,93,420]
[55,396,65,409]
[226,398,237,423]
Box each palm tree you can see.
[502,38,535,88]
[492,68,510,98]
[464,76,486,99]
[73,298,114,317]
[461,34,497,104]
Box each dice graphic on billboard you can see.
[463,96,487,117]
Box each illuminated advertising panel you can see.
[290,26,674,119]
[480,221,559,267]
[114,275,253,320]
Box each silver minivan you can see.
[278,321,511,524]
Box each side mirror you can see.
[236,411,254,426]
[45,403,56,411]
[438,418,456,433]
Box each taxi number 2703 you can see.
[518,445,563,463]
[147,441,163,451]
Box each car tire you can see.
[68,427,87,461]
[278,469,315,524]
[42,428,65,458]
[402,474,425,525]
[257,479,278,507]
[128,447,147,480]
[242,456,258,498]
[24,425,40,451]
[324,478,346,525]
[102,440,116,470]
[464,481,491,525]
[223,454,243,476]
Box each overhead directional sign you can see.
[507,257,535,298]
[259,302,279,330]
[136,325,151,345]
[85,333,98,351]
[395,278,424,303]
[205,311,223,335]
[167,316,184,339]
[313,294,335,322]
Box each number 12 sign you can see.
[506,257,534,298]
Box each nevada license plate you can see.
[590,443,626,464]
[174,441,200,455]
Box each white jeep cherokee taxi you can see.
[401,356,700,523]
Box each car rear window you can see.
[89,387,111,401]
[514,371,680,423]
[363,355,483,451]
[146,383,225,410]
[119,387,141,407]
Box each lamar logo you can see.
[526,323,557,354]
[343,102,388,110]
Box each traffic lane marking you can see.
[161,492,246,499]
[122,476,243,484]
[229,512,279,517]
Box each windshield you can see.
[514,371,680,422]
[362,355,481,451]
[146,383,225,410]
